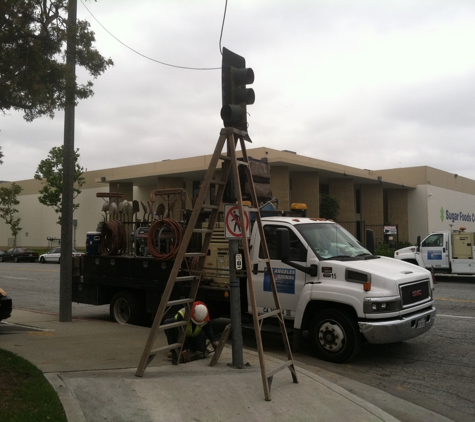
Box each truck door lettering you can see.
[428,250,442,260]
[263,307,292,316]
[263,268,296,294]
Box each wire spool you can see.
[147,218,184,261]
[100,220,127,255]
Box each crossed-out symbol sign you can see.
[224,204,250,239]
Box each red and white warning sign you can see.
[224,204,250,239]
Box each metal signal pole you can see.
[59,0,77,322]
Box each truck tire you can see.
[309,309,361,363]
[110,291,144,325]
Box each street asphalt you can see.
[0,309,453,422]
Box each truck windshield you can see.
[295,223,372,260]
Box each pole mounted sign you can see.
[225,204,250,239]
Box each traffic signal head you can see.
[221,47,255,131]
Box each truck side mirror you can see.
[276,228,290,261]
[366,229,375,254]
[276,227,317,277]
[416,235,421,252]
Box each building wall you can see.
[290,171,319,216]
[407,185,430,244]
[4,148,475,251]
[387,189,409,243]
[271,167,290,212]
[360,184,384,225]
[108,182,133,202]
[0,185,106,249]
[405,184,475,244]
[329,178,355,222]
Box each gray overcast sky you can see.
[2,0,475,182]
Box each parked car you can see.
[0,248,38,263]
[0,288,12,321]
[39,247,83,264]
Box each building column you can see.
[360,184,384,244]
[271,167,290,212]
[387,189,409,243]
[290,172,319,217]
[328,178,355,222]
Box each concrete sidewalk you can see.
[0,310,451,422]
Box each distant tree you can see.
[0,182,23,246]
[0,0,113,121]
[0,146,3,164]
[34,145,85,224]
[320,194,340,221]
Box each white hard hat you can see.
[191,304,208,325]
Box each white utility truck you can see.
[73,214,436,363]
[394,227,475,276]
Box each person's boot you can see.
[170,349,178,365]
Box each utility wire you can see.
[80,0,220,70]
[219,0,229,55]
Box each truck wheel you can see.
[110,291,143,325]
[309,309,361,363]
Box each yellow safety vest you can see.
[175,309,206,337]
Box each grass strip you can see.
[0,349,66,422]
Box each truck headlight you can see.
[364,298,401,313]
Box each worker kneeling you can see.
[164,301,218,365]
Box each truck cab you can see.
[395,229,475,274]
[250,217,436,363]
[395,232,450,271]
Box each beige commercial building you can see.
[2,146,475,249]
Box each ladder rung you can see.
[210,179,226,186]
[202,204,219,210]
[258,309,282,320]
[167,298,195,307]
[267,360,294,378]
[158,320,187,331]
[175,275,196,282]
[219,154,231,161]
[150,342,183,355]
[252,259,270,265]
[193,228,213,233]
[184,252,206,257]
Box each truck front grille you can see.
[400,279,431,308]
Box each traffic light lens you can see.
[235,88,255,105]
[220,104,243,122]
[234,68,254,85]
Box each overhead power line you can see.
[80,0,221,70]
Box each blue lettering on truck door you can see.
[263,268,296,294]
[428,250,442,260]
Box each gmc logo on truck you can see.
[412,289,422,297]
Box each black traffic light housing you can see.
[220,47,255,131]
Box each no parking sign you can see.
[224,204,250,239]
